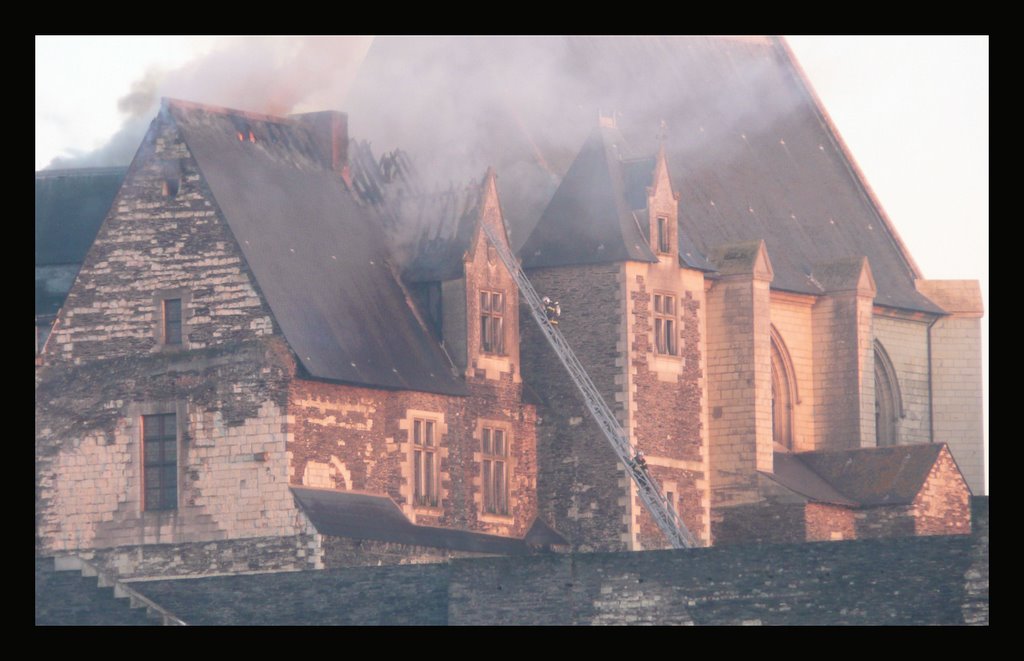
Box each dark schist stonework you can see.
[122,500,987,625]
[521,264,630,552]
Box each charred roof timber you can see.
[290,110,348,175]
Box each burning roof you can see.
[166,99,467,395]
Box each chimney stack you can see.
[291,110,349,175]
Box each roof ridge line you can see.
[163,97,297,125]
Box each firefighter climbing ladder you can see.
[480,223,698,549]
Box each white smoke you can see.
[42,36,372,170]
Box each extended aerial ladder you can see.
[481,223,698,549]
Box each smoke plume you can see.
[43,37,372,170]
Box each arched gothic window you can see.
[770,326,798,451]
[874,341,903,447]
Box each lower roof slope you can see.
[767,443,952,507]
[291,486,567,554]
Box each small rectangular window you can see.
[413,418,438,507]
[163,298,182,345]
[482,427,509,515]
[657,217,670,254]
[654,292,677,355]
[143,413,178,511]
[480,289,505,355]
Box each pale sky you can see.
[34,35,988,491]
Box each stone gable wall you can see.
[44,115,276,368]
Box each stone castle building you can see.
[35,37,984,580]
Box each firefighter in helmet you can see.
[543,297,561,325]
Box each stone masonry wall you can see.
[624,264,709,548]
[872,313,932,446]
[446,507,988,625]
[855,291,877,448]
[931,315,986,494]
[910,445,972,536]
[288,374,537,538]
[521,264,629,552]
[126,498,988,625]
[805,503,857,542]
[45,114,277,367]
[712,501,808,546]
[287,197,537,541]
[812,294,867,450]
[80,534,320,580]
[769,294,816,451]
[36,338,309,561]
[705,276,770,508]
[321,537,494,568]
[36,112,308,574]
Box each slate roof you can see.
[767,444,948,507]
[796,444,947,506]
[520,125,657,269]
[291,486,567,553]
[35,167,127,317]
[166,100,465,396]
[766,452,858,506]
[347,36,945,313]
[35,167,127,265]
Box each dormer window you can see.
[656,217,671,254]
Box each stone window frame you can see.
[398,410,448,519]
[652,290,680,357]
[874,340,905,447]
[770,325,800,451]
[479,288,506,356]
[473,418,516,524]
[142,412,179,511]
[481,425,511,516]
[662,479,680,518]
[153,288,191,351]
[412,417,440,507]
[129,401,187,517]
